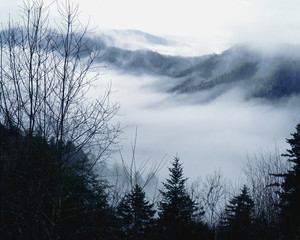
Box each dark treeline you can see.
[0,123,300,239]
[0,1,299,239]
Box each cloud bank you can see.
[95,69,300,182]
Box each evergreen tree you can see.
[279,123,300,239]
[219,185,254,240]
[117,184,155,240]
[0,124,116,239]
[158,157,200,240]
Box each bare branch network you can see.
[0,0,121,166]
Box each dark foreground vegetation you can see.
[0,122,300,239]
[0,1,299,239]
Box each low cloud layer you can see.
[2,0,300,184]
[95,69,300,183]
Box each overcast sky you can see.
[1,0,300,52]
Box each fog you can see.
[94,69,300,183]
[2,0,300,184]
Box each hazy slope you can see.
[2,28,300,101]
[94,30,300,101]
[169,45,300,100]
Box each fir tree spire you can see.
[219,185,254,240]
[158,156,200,239]
[279,123,300,239]
[117,184,155,240]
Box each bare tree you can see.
[0,0,120,165]
[188,170,231,228]
[105,128,167,206]
[243,145,289,225]
[0,1,120,238]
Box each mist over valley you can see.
[1,26,299,182]
[90,30,300,182]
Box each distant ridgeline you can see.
[92,31,300,101]
[2,28,300,100]
[100,42,300,101]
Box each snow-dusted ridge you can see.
[95,28,199,56]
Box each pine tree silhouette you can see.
[219,185,254,240]
[158,156,200,240]
[279,123,300,239]
[117,184,155,240]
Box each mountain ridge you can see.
[2,27,300,101]
[98,35,300,100]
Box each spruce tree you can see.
[0,124,115,239]
[117,184,155,240]
[219,185,254,240]
[158,157,199,240]
[279,123,300,239]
